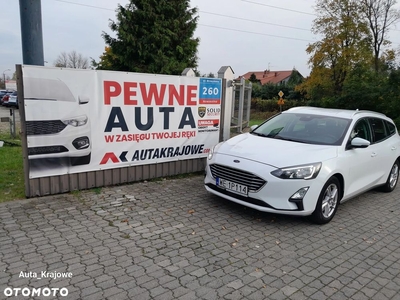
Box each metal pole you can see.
[19,0,44,65]
[9,109,16,139]
[238,77,245,133]
[219,79,226,143]
[246,82,252,127]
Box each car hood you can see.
[25,100,83,121]
[216,133,338,168]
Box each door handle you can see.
[391,146,397,151]
[371,152,377,157]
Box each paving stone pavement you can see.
[1,175,400,300]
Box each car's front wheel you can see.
[379,160,399,193]
[311,177,340,224]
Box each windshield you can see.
[252,113,351,145]
[24,78,76,102]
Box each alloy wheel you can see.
[321,184,338,219]
[389,163,399,189]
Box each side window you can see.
[385,121,396,136]
[350,119,372,142]
[369,118,388,143]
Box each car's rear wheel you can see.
[311,177,340,224]
[379,160,399,193]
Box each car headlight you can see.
[62,115,88,127]
[208,142,223,160]
[271,162,322,180]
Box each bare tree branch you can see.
[54,51,90,69]
[360,0,400,71]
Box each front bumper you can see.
[204,154,326,216]
[27,123,91,159]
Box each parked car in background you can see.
[1,90,14,106]
[2,91,18,106]
[6,91,18,109]
[205,107,400,224]
[0,90,8,99]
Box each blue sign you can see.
[199,78,222,105]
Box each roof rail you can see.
[351,109,387,118]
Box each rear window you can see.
[369,118,392,143]
[386,121,396,136]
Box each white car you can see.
[24,78,91,166]
[205,107,400,224]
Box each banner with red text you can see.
[22,66,221,178]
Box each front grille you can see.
[209,164,266,192]
[28,146,68,155]
[26,120,67,135]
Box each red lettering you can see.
[105,81,197,106]
[141,83,166,106]
[104,135,114,143]
[104,81,121,105]
[187,85,197,106]
[168,85,185,106]
[100,153,119,164]
[124,82,138,105]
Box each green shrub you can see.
[251,98,304,112]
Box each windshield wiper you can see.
[272,136,307,143]
[251,131,269,137]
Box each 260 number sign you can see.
[199,78,222,105]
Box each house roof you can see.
[239,70,295,85]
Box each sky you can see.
[1,0,399,80]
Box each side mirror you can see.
[78,96,89,104]
[350,137,370,148]
[250,125,258,132]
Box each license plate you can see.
[216,177,248,196]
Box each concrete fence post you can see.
[217,66,235,141]
[181,68,196,77]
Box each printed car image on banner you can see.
[22,66,222,179]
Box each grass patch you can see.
[248,111,278,128]
[92,187,102,194]
[249,119,265,127]
[0,135,25,202]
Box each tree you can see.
[54,51,90,69]
[200,72,216,78]
[91,47,117,70]
[249,73,258,83]
[301,0,373,99]
[96,0,199,75]
[207,72,215,78]
[360,0,400,72]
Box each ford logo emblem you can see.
[233,160,240,163]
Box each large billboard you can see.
[22,66,222,179]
